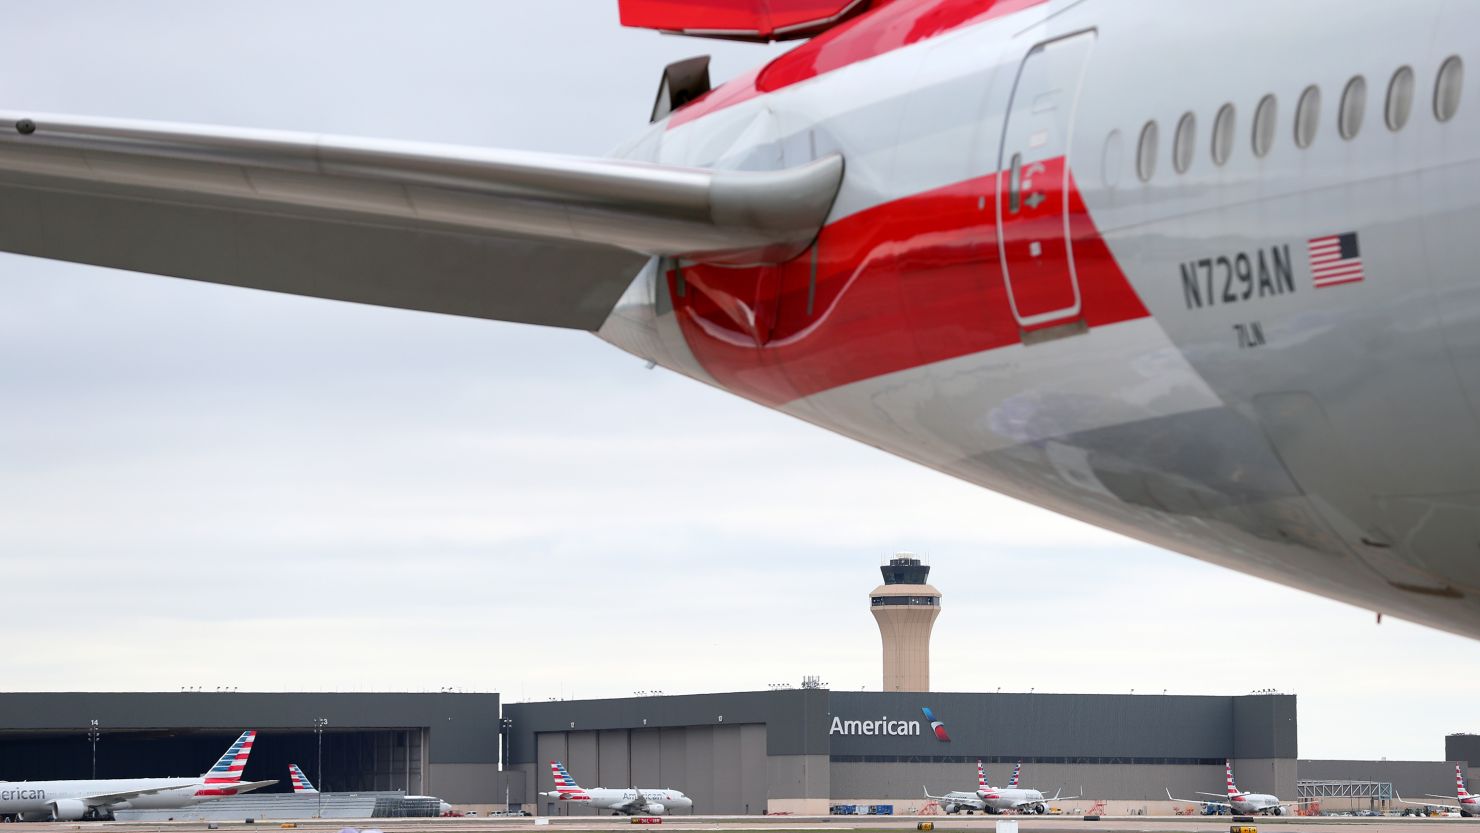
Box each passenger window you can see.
[1295,85,1321,148]
[1435,55,1464,122]
[1211,104,1235,165]
[1252,94,1277,157]
[1136,121,1158,182]
[1387,66,1415,130]
[1173,112,1196,173]
[1339,76,1367,140]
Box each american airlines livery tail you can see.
[540,761,692,816]
[1009,762,1022,788]
[288,764,319,795]
[1399,764,1478,816]
[0,730,276,821]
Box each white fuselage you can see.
[597,0,1480,637]
[1229,793,1282,815]
[556,787,692,815]
[0,777,221,819]
[979,786,1047,813]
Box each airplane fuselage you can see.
[0,778,231,820]
[1229,793,1283,815]
[598,0,1480,635]
[551,788,692,815]
[979,786,1048,813]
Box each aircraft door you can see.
[996,32,1096,332]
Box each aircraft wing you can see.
[0,111,843,330]
[612,789,647,813]
[75,780,200,808]
[1167,788,1228,808]
[921,787,984,810]
[1398,793,1460,810]
[219,779,279,795]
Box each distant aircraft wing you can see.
[921,787,984,810]
[219,779,279,795]
[1168,789,1227,808]
[612,789,646,813]
[1398,793,1460,810]
[76,780,199,808]
[0,112,843,330]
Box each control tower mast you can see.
[869,553,941,692]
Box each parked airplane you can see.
[976,760,1077,814]
[0,730,275,821]
[1397,765,1478,817]
[539,761,692,816]
[288,764,318,795]
[923,760,990,814]
[923,760,1073,815]
[1167,760,1307,816]
[6,0,1480,636]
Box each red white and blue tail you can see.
[1458,765,1470,799]
[1226,760,1243,798]
[977,760,992,790]
[289,763,319,794]
[1009,761,1022,788]
[203,731,256,784]
[551,761,590,800]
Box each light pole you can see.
[314,718,328,818]
[88,720,99,779]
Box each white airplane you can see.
[1398,765,1478,817]
[7,0,1480,637]
[923,759,989,814]
[540,761,692,816]
[1167,760,1308,816]
[288,764,318,795]
[926,760,1073,815]
[0,730,275,821]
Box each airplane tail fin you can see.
[1226,760,1241,797]
[1459,765,1470,799]
[978,759,991,790]
[551,761,588,798]
[1009,761,1022,788]
[289,764,319,794]
[203,731,256,784]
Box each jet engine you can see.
[641,804,667,815]
[49,799,90,821]
[941,802,958,814]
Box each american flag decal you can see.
[1308,232,1365,288]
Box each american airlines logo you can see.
[921,706,951,741]
[827,706,950,740]
[829,716,921,736]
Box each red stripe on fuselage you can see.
[670,0,1047,128]
[668,163,1150,406]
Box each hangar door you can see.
[537,724,766,814]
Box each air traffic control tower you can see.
[869,554,941,692]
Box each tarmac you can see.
[19,815,1480,833]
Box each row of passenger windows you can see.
[1134,56,1465,181]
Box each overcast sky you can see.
[2,1,1477,763]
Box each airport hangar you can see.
[505,689,1303,815]
[0,691,1472,815]
[0,692,512,806]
